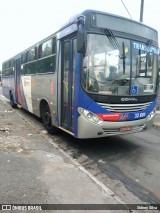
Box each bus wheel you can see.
[42,105,57,134]
[10,92,17,108]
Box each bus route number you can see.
[135,112,146,119]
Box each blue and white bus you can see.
[2,10,159,138]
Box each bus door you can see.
[61,37,76,132]
[15,58,21,105]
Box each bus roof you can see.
[60,9,158,33]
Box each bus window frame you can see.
[37,37,57,75]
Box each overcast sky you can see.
[0,0,159,69]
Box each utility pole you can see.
[140,0,144,22]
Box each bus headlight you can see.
[148,108,156,120]
[78,107,103,125]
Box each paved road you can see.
[47,128,160,204]
[1,86,160,205]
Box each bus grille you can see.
[97,102,152,112]
[102,125,144,135]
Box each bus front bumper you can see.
[77,114,155,139]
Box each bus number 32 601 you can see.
[135,113,146,119]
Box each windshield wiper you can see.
[105,29,126,59]
[105,28,126,75]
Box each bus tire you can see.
[10,92,17,108]
[42,105,57,134]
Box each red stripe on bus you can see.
[97,113,122,121]
[16,83,21,104]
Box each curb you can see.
[153,123,160,129]
[154,111,160,128]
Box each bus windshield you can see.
[81,34,159,96]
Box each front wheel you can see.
[42,105,58,134]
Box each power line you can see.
[120,0,132,19]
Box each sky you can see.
[0,0,159,70]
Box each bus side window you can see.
[21,52,26,75]
[38,38,56,74]
[21,64,26,75]
[21,52,26,64]
[25,63,36,75]
[52,37,56,54]
[22,47,37,75]
[27,47,36,62]
[42,40,52,58]
[2,60,14,77]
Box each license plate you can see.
[120,126,133,132]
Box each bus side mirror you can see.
[77,30,86,53]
